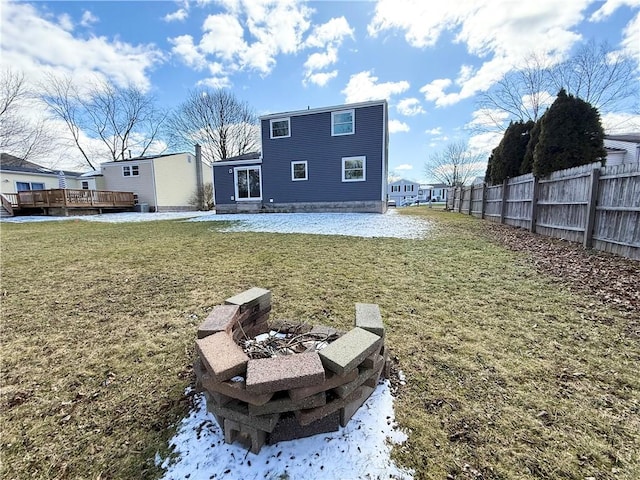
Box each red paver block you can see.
[232,317,269,343]
[246,352,325,394]
[224,418,267,454]
[288,369,358,401]
[195,360,274,406]
[206,399,280,433]
[333,354,385,399]
[196,332,249,382]
[248,392,326,416]
[197,304,241,338]
[318,327,382,375]
[355,303,384,338]
[340,385,375,427]
[295,388,364,426]
[225,287,271,313]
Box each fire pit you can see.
[194,287,389,454]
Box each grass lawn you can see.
[1,210,638,479]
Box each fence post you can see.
[458,187,463,213]
[480,183,487,219]
[529,177,539,233]
[500,179,508,224]
[583,168,600,249]
[468,185,473,215]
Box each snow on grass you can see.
[2,210,432,239]
[158,380,413,480]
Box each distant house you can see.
[100,151,212,212]
[388,178,420,206]
[604,134,640,165]
[418,183,448,203]
[0,153,83,195]
[212,100,389,213]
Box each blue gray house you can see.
[212,99,388,213]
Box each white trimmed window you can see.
[332,109,354,136]
[342,156,366,182]
[391,185,400,192]
[234,166,262,200]
[123,165,139,177]
[270,118,290,138]
[291,161,308,181]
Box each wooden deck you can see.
[13,189,135,213]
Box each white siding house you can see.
[388,179,420,206]
[604,134,640,165]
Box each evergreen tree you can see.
[488,120,535,184]
[533,89,606,177]
[521,117,542,174]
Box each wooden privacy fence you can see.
[446,162,640,260]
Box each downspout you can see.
[195,144,204,210]
[151,160,159,212]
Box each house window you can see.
[332,109,354,136]
[291,161,308,181]
[404,185,414,192]
[342,156,366,182]
[16,182,45,191]
[391,185,400,192]
[234,166,262,200]
[81,181,89,190]
[123,165,139,177]
[270,118,290,139]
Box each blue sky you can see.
[1,0,639,181]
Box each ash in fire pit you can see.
[194,288,390,454]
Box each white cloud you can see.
[80,10,99,27]
[468,132,502,157]
[425,127,442,135]
[58,13,74,31]
[620,11,640,67]
[389,119,410,133]
[164,8,189,22]
[1,2,163,92]
[466,108,511,130]
[169,35,207,70]
[589,0,640,21]
[395,164,413,170]
[305,70,338,87]
[342,71,409,103]
[371,1,591,106]
[396,97,424,116]
[304,46,338,71]
[304,16,354,48]
[601,111,640,133]
[303,17,354,86]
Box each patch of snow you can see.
[189,211,431,239]
[159,380,413,480]
[1,211,213,224]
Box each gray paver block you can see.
[248,392,326,416]
[355,303,384,337]
[267,410,340,444]
[295,388,364,426]
[197,304,241,338]
[318,327,382,375]
[246,352,325,394]
[224,418,267,454]
[206,399,280,433]
[333,354,385,399]
[196,332,249,382]
[225,287,271,313]
[288,369,358,401]
[195,358,273,406]
[340,385,375,427]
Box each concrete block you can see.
[318,327,382,375]
[224,418,267,454]
[197,304,241,338]
[248,392,326,416]
[246,352,325,394]
[196,332,249,382]
[364,360,384,388]
[233,317,269,343]
[340,385,375,427]
[195,358,273,406]
[308,324,340,338]
[267,411,340,444]
[295,388,364,426]
[334,355,385,399]
[355,303,384,338]
[288,369,358,401]
[225,287,271,313]
[361,352,383,369]
[206,399,280,433]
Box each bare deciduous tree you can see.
[0,68,52,162]
[477,40,638,132]
[164,88,259,164]
[40,74,167,170]
[424,140,485,187]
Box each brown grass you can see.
[1,211,638,479]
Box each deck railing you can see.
[1,193,17,215]
[17,189,135,209]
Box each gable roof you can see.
[260,99,387,121]
[0,153,83,177]
[604,134,640,143]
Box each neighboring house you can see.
[100,151,212,212]
[212,100,389,213]
[417,183,449,202]
[0,153,83,195]
[604,134,640,165]
[388,178,420,206]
